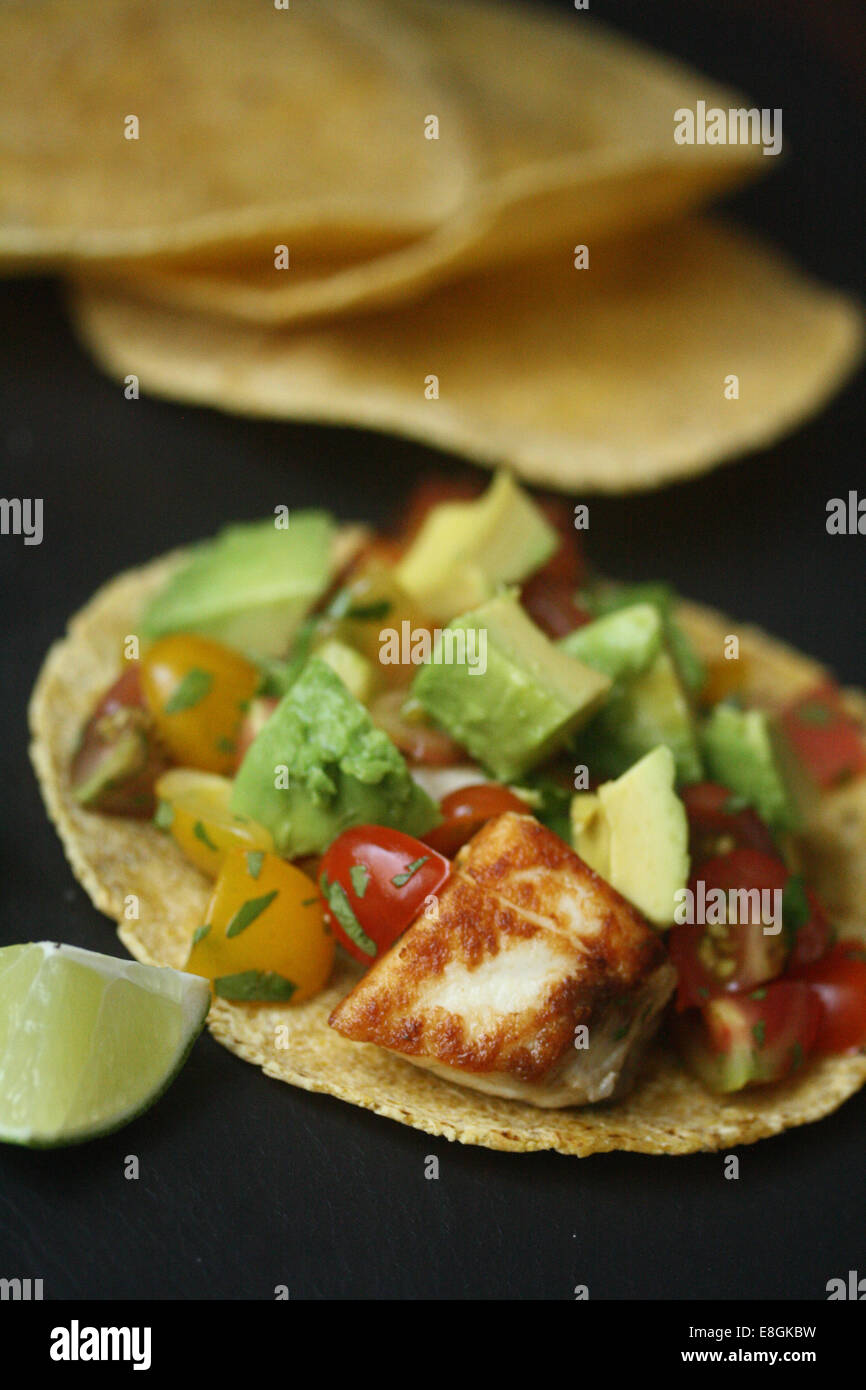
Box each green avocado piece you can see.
[560,603,663,682]
[230,658,439,857]
[395,472,557,622]
[141,512,335,659]
[314,637,375,704]
[571,746,689,928]
[581,581,706,695]
[700,703,803,832]
[566,605,703,784]
[411,590,611,782]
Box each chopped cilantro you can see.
[214,971,296,1002]
[319,872,376,957]
[154,799,174,831]
[164,667,213,714]
[193,820,218,852]
[245,850,265,880]
[350,863,370,898]
[192,924,211,945]
[796,702,833,727]
[750,988,767,1001]
[391,856,429,888]
[782,875,810,947]
[752,1020,766,1049]
[225,889,279,938]
[790,1041,804,1072]
[216,736,236,755]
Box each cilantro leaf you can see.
[214,971,297,1002]
[319,872,376,957]
[350,863,370,898]
[193,820,218,851]
[164,668,213,714]
[225,889,279,938]
[391,856,429,888]
[245,850,265,880]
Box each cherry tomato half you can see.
[140,634,260,776]
[681,781,777,861]
[71,663,169,817]
[520,575,592,639]
[789,941,866,1053]
[670,849,791,1009]
[318,826,451,965]
[369,691,466,766]
[423,784,531,857]
[781,683,866,789]
[675,980,821,1093]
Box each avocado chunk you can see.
[395,472,557,622]
[581,581,706,695]
[230,658,439,857]
[564,605,703,784]
[700,703,803,832]
[141,512,335,659]
[571,746,689,928]
[314,637,375,704]
[560,603,662,683]
[411,590,611,782]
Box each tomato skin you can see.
[187,849,334,1003]
[786,887,832,971]
[670,849,791,1009]
[318,826,451,964]
[789,941,866,1053]
[369,691,466,766]
[781,683,866,789]
[423,784,531,857]
[520,576,592,638]
[71,664,170,817]
[681,782,777,861]
[141,634,260,776]
[675,981,821,1092]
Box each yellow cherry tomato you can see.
[140,634,259,774]
[186,850,335,1004]
[315,562,435,689]
[155,769,273,878]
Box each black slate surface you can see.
[0,0,863,1300]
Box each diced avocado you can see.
[560,603,663,682]
[411,591,611,782]
[395,472,557,622]
[571,746,689,928]
[141,512,335,659]
[314,637,375,704]
[569,792,610,878]
[563,604,702,784]
[230,658,439,857]
[700,703,803,832]
[582,580,706,695]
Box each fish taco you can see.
[29,475,866,1154]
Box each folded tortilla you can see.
[70,220,863,493]
[29,542,866,1154]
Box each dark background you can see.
[0,0,863,1300]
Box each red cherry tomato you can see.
[781,683,866,789]
[369,691,466,766]
[681,782,777,861]
[676,981,822,1092]
[70,663,170,817]
[670,849,790,1009]
[520,575,593,638]
[318,826,451,965]
[788,941,866,1053]
[422,784,531,857]
[786,886,832,971]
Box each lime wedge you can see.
[0,942,210,1147]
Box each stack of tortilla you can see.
[0,0,860,490]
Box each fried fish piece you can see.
[329,813,675,1107]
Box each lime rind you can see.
[0,943,210,1148]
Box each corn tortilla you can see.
[0,0,472,267]
[71,220,863,493]
[88,0,768,325]
[29,544,866,1155]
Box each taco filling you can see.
[43,472,866,1137]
